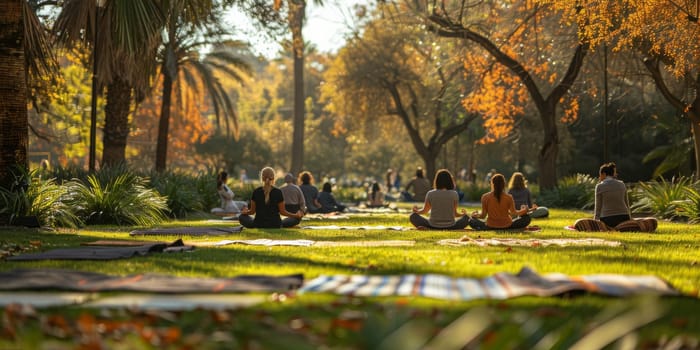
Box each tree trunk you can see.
[538,106,559,189]
[0,0,27,186]
[155,69,173,172]
[289,0,306,174]
[102,77,132,167]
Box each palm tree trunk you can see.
[289,0,305,174]
[155,69,173,172]
[0,0,27,186]
[102,76,132,167]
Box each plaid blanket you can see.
[299,267,679,300]
[438,237,623,247]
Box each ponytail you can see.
[491,174,505,203]
[260,167,275,204]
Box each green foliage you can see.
[69,173,168,226]
[538,174,597,209]
[457,181,491,202]
[333,186,366,203]
[195,130,273,176]
[149,171,208,218]
[672,185,700,224]
[0,169,82,228]
[630,176,698,221]
[363,297,665,350]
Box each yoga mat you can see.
[85,294,264,310]
[213,239,316,247]
[299,267,680,300]
[301,225,410,231]
[438,237,623,247]
[130,226,243,236]
[0,269,303,293]
[7,239,193,261]
[0,292,265,310]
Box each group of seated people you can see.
[211,168,347,228]
[212,162,657,232]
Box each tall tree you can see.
[322,9,477,179]
[54,0,164,168]
[0,0,26,186]
[155,0,250,172]
[0,0,57,185]
[416,1,589,189]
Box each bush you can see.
[538,173,597,209]
[630,176,697,221]
[150,171,208,218]
[0,169,82,228]
[457,181,491,202]
[69,172,168,226]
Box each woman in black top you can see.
[239,167,304,228]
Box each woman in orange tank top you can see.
[468,173,531,230]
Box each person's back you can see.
[249,186,284,228]
[317,182,346,213]
[403,167,431,202]
[280,173,306,213]
[595,177,629,219]
[411,177,431,201]
[299,184,319,210]
[426,189,460,228]
[508,188,531,209]
[481,191,516,228]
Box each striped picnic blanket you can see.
[298,267,679,300]
[438,238,623,247]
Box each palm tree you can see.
[155,1,251,171]
[0,0,57,186]
[0,1,27,186]
[268,0,322,174]
[53,0,164,168]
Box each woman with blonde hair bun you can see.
[239,167,304,228]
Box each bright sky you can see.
[227,0,368,58]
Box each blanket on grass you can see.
[130,226,243,236]
[0,292,265,310]
[303,213,351,220]
[7,239,193,261]
[212,239,315,247]
[298,267,679,300]
[301,225,410,231]
[0,269,303,293]
[206,239,416,247]
[438,237,623,247]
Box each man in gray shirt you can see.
[280,173,306,214]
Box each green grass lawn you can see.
[1,204,699,349]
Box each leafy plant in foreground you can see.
[0,169,82,228]
[149,171,206,218]
[69,173,168,226]
[538,173,597,209]
[630,176,694,220]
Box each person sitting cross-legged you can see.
[468,173,531,230]
[409,169,469,230]
[239,167,304,228]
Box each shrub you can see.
[150,171,207,218]
[69,172,168,226]
[0,169,82,228]
[630,176,696,221]
[672,185,700,223]
[538,173,597,209]
[458,182,491,202]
